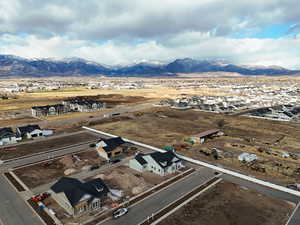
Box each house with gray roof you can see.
[16,124,44,139]
[129,151,182,176]
[0,127,21,145]
[96,137,126,161]
[50,177,109,217]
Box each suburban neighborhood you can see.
[1,1,300,225]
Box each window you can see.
[78,206,84,213]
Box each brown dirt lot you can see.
[0,116,41,127]
[94,166,177,197]
[159,181,294,225]
[91,107,300,185]
[14,150,103,189]
[0,132,97,160]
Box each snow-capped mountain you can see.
[0,55,298,77]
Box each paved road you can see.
[101,167,216,225]
[0,175,44,225]
[286,203,300,225]
[0,131,115,171]
[0,142,93,170]
[222,174,300,203]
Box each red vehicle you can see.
[31,193,50,202]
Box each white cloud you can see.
[0,1,300,68]
[0,0,299,40]
[1,33,300,69]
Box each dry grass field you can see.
[0,131,97,160]
[158,181,294,225]
[91,107,300,185]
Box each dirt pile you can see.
[105,170,148,195]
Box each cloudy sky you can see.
[0,0,300,68]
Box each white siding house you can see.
[129,151,183,176]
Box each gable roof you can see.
[17,124,41,134]
[102,137,126,152]
[51,177,109,207]
[134,153,147,165]
[0,127,15,139]
[65,98,104,106]
[32,104,64,110]
[149,151,181,168]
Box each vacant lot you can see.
[159,181,294,225]
[0,116,41,127]
[91,107,300,185]
[14,150,103,188]
[97,166,177,197]
[0,131,97,160]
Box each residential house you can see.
[31,104,65,117]
[50,177,109,217]
[96,137,126,161]
[16,124,43,139]
[63,98,106,112]
[129,151,182,176]
[0,127,21,145]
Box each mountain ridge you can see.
[0,55,299,77]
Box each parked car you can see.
[113,208,128,218]
[90,165,100,171]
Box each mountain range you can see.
[0,55,299,77]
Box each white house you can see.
[129,151,183,176]
[16,124,44,139]
[0,127,21,145]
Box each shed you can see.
[191,129,223,143]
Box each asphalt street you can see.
[222,174,300,203]
[0,142,93,170]
[0,176,44,225]
[101,167,216,225]
[286,203,300,225]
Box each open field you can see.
[0,92,152,125]
[158,181,294,225]
[0,131,97,160]
[0,116,41,127]
[91,107,300,185]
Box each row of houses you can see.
[160,92,300,114]
[0,124,52,145]
[31,98,106,117]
